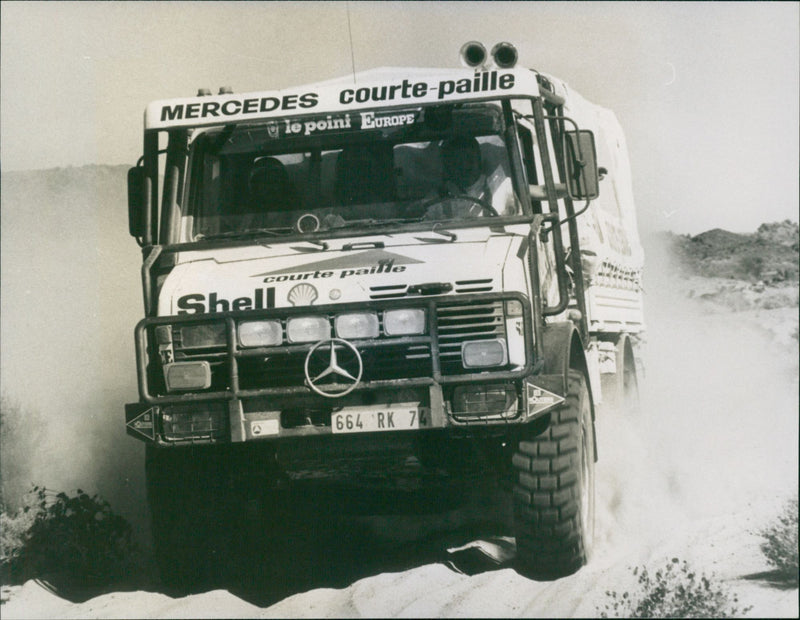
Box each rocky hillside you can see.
[664,220,799,282]
[647,221,799,347]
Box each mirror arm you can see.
[559,198,592,226]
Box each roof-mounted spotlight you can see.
[491,42,518,69]
[460,41,487,69]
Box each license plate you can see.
[331,404,421,434]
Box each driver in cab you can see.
[422,136,490,220]
[423,135,515,220]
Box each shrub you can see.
[759,496,799,584]
[0,499,36,579]
[0,486,138,586]
[598,558,751,618]
[739,255,764,280]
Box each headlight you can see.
[461,339,508,368]
[286,316,330,343]
[383,309,426,336]
[452,384,517,418]
[335,313,379,339]
[238,320,282,347]
[164,361,212,391]
[178,323,225,348]
[162,403,226,441]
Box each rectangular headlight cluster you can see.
[235,308,427,348]
[286,316,330,343]
[164,361,212,391]
[452,383,518,419]
[162,403,226,441]
[237,316,332,346]
[335,313,379,339]
[177,323,225,348]
[462,338,508,368]
[239,320,282,347]
[383,308,426,336]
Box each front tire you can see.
[511,370,596,578]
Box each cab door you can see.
[513,110,562,316]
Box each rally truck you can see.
[125,41,644,587]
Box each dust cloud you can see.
[0,166,148,536]
[594,233,798,571]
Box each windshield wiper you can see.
[329,216,424,230]
[291,239,329,252]
[415,224,457,243]
[194,227,292,241]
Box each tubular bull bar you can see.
[125,292,566,444]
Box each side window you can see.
[510,112,560,309]
[187,152,224,239]
[478,135,521,216]
[516,123,537,184]
[515,119,544,214]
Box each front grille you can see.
[369,279,494,299]
[437,300,507,375]
[140,293,522,400]
[454,279,494,293]
[369,284,408,300]
[235,340,433,391]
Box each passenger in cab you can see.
[238,156,300,230]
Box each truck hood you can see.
[158,230,524,315]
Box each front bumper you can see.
[125,292,566,445]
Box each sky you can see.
[1,1,798,234]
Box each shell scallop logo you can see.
[288,283,318,306]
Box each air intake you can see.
[491,42,518,68]
[460,41,487,68]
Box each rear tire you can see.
[511,370,596,578]
[600,335,640,413]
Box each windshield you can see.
[182,102,524,241]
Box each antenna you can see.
[346,1,357,83]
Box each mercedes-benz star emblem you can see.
[304,338,363,398]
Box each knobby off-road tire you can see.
[512,370,596,578]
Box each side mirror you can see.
[127,167,146,237]
[563,130,600,200]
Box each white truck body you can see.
[546,73,645,334]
